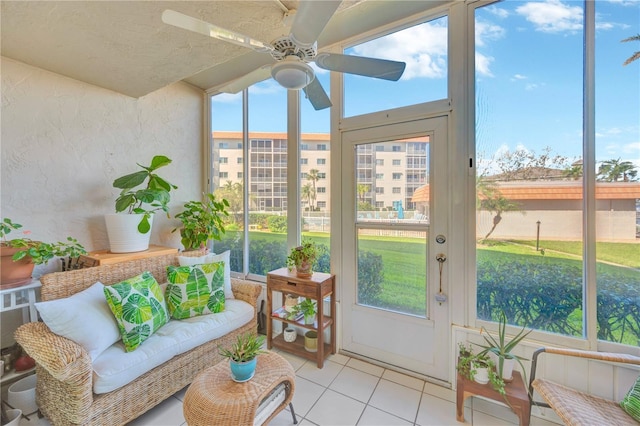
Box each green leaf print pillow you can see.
[103,271,169,352]
[166,262,226,320]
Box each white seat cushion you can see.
[92,299,254,394]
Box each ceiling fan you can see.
[162,1,406,110]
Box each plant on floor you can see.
[172,193,230,250]
[112,155,178,233]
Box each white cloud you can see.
[476,52,494,77]
[248,79,281,95]
[622,141,640,156]
[511,74,528,80]
[485,5,510,19]
[516,0,583,33]
[211,93,241,104]
[475,21,506,47]
[350,20,447,80]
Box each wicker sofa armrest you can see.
[15,321,93,383]
[231,278,263,308]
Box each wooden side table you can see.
[78,245,178,267]
[183,351,297,426]
[266,268,335,368]
[456,370,531,426]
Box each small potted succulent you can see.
[106,155,177,253]
[218,332,266,382]
[286,239,318,278]
[172,193,230,251]
[0,218,87,288]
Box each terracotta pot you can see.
[295,260,313,278]
[0,246,35,289]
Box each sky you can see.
[211,0,639,172]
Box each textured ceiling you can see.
[1,1,443,98]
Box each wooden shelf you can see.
[266,268,335,369]
[79,245,178,267]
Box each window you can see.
[317,144,327,151]
[301,158,308,165]
[317,158,326,165]
[392,146,401,152]
[376,146,385,152]
[376,159,384,166]
[375,187,384,194]
[317,187,326,193]
[392,173,402,180]
[317,201,327,209]
[219,157,228,164]
[344,16,448,117]
[237,172,243,179]
[237,157,243,164]
[318,173,326,179]
[376,174,384,179]
[219,172,228,178]
[392,187,401,194]
[375,201,385,208]
[301,144,309,150]
[474,0,639,347]
[392,159,401,166]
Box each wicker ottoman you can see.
[183,351,297,425]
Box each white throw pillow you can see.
[178,250,233,299]
[35,281,121,361]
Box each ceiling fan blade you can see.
[218,66,273,94]
[162,10,273,53]
[302,78,332,111]
[314,53,406,81]
[290,0,341,48]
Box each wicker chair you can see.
[15,251,262,426]
[529,347,640,425]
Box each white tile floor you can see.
[19,350,561,426]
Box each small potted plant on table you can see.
[456,342,505,396]
[292,298,317,325]
[219,333,266,382]
[1,218,87,289]
[286,239,318,278]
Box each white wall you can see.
[1,57,205,346]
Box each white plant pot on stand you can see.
[488,352,516,381]
[105,213,153,253]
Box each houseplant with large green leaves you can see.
[172,193,230,251]
[1,218,87,288]
[106,155,177,253]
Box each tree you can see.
[622,34,640,66]
[357,184,370,203]
[301,183,314,210]
[214,180,243,223]
[493,146,570,181]
[477,176,523,240]
[597,158,638,182]
[306,169,320,210]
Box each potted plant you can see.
[477,310,532,383]
[172,193,230,251]
[286,239,318,278]
[218,332,266,382]
[1,218,87,288]
[106,155,177,253]
[456,343,505,396]
[292,297,316,325]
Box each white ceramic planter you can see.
[4,408,22,426]
[8,374,38,415]
[105,213,153,253]
[473,365,490,384]
[488,352,516,381]
[284,327,297,342]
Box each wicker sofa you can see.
[14,251,262,426]
[529,347,640,425]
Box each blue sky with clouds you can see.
[212,0,639,170]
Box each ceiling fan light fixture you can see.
[271,57,315,90]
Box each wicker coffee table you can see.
[183,350,297,426]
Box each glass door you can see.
[340,116,450,380]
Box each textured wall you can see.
[1,57,205,277]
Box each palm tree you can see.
[306,169,320,210]
[214,180,244,223]
[301,183,314,210]
[357,184,370,203]
[477,176,522,240]
[622,34,640,66]
[597,158,638,182]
